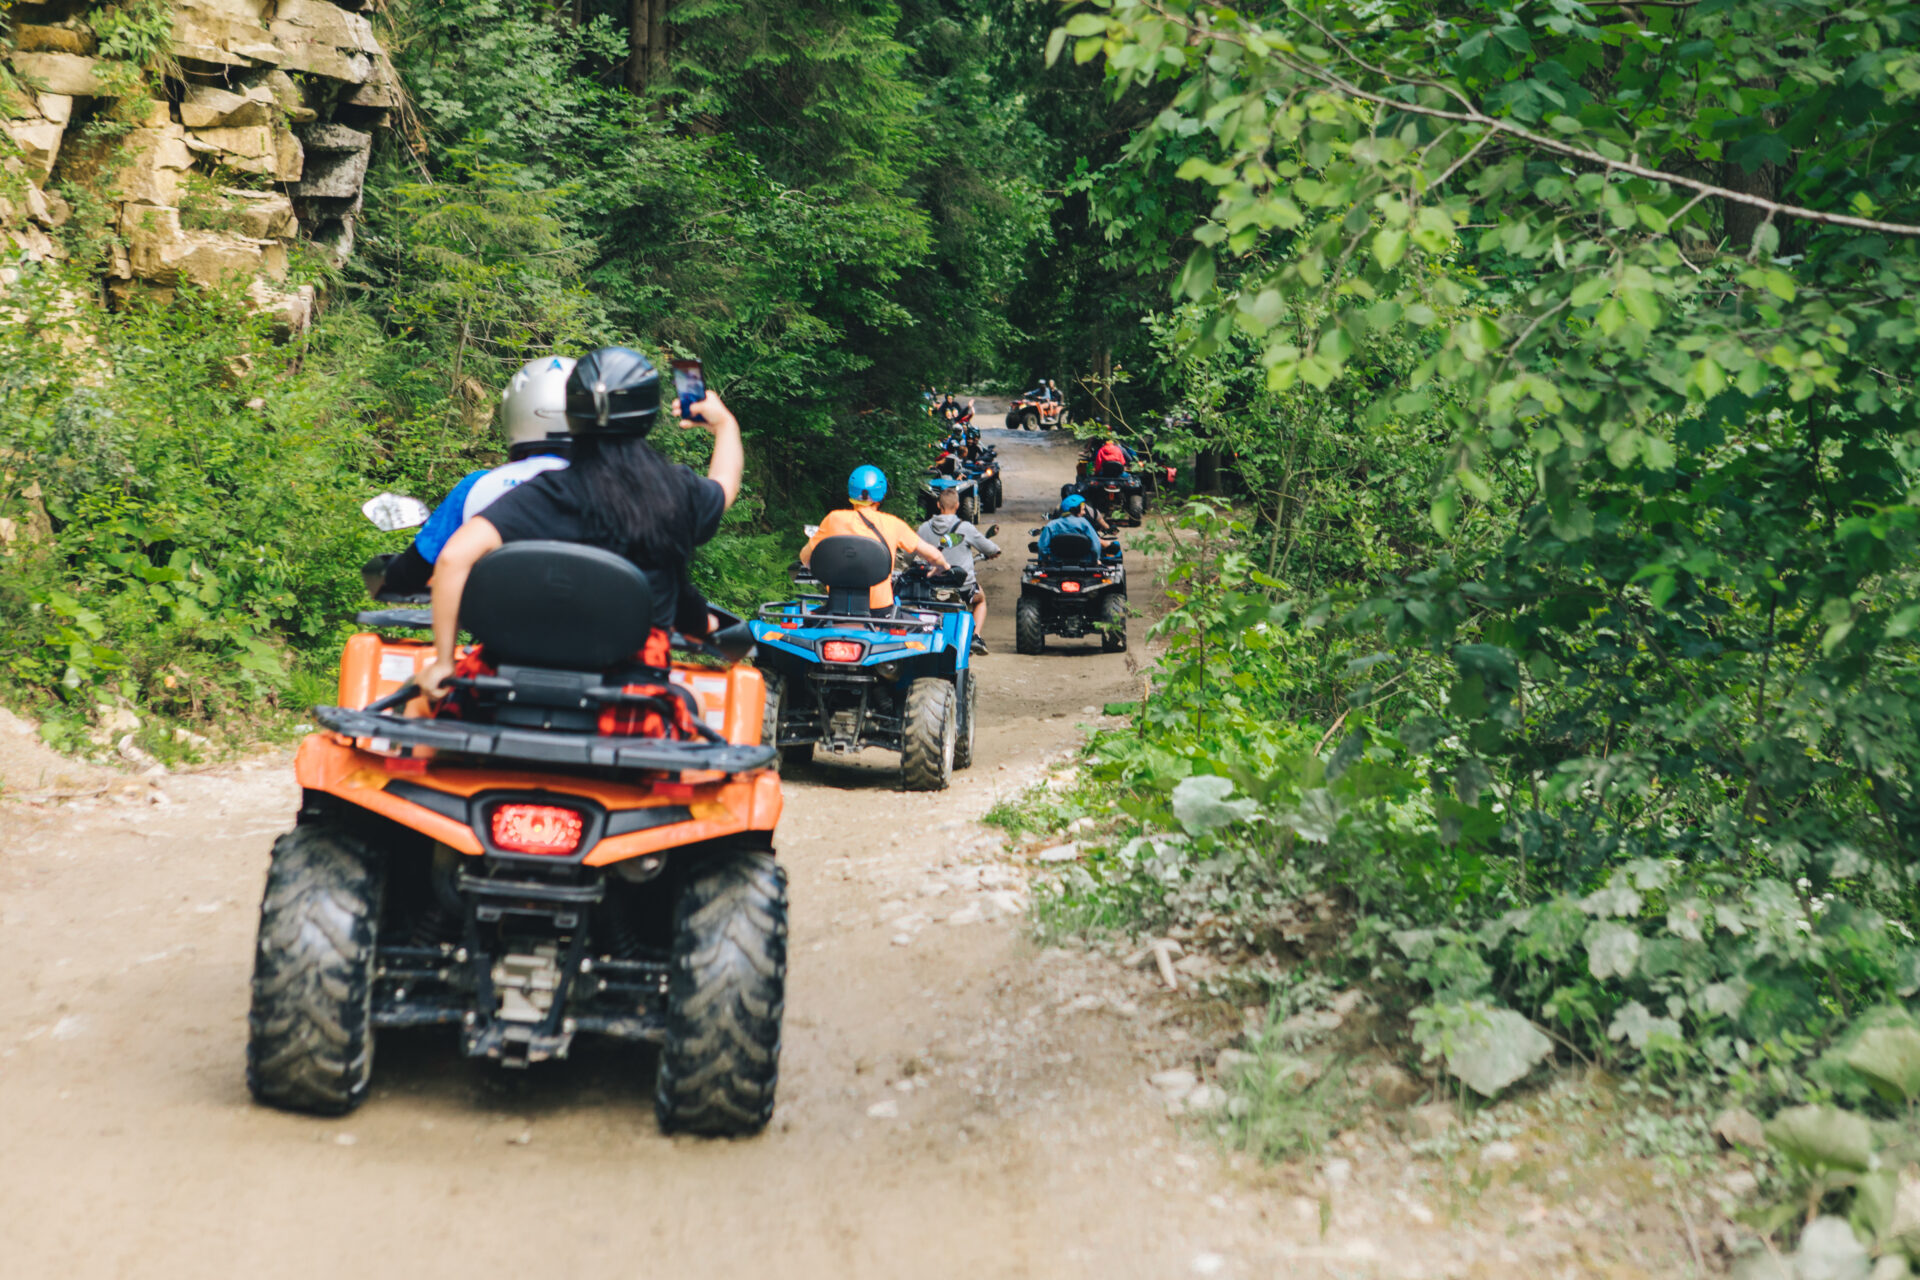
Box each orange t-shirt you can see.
[802,506,921,609]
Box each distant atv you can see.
[965,447,1003,514]
[1007,394,1069,431]
[1016,528,1128,654]
[919,471,981,524]
[751,537,979,790]
[1063,464,1146,525]
[1077,440,1175,504]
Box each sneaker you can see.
[971,637,989,656]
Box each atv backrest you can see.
[462,541,655,670]
[1096,459,1126,478]
[809,534,893,616]
[1045,532,1096,565]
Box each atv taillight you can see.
[1061,580,1082,593]
[779,620,800,629]
[490,804,585,856]
[820,640,864,663]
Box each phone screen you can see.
[671,358,704,421]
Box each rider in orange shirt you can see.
[800,465,949,612]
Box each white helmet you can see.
[500,355,576,447]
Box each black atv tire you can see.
[1015,598,1044,655]
[899,677,956,791]
[655,846,788,1137]
[760,671,812,772]
[246,823,383,1115]
[1125,493,1145,522]
[1100,592,1129,653]
[954,671,978,771]
[960,490,981,525]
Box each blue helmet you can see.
[1061,493,1085,511]
[848,465,888,503]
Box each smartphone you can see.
[671,358,705,422]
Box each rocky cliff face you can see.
[4,0,393,330]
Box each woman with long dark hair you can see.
[417,346,743,700]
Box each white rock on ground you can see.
[1149,1069,1198,1094]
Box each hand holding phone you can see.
[671,358,706,424]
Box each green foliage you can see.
[0,272,388,740]
[3,0,1053,745]
[1021,0,1920,1117]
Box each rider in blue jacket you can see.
[366,356,574,597]
[1037,495,1110,564]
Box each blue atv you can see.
[1015,527,1128,654]
[749,535,979,790]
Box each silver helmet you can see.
[500,355,576,447]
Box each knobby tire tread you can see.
[899,677,955,791]
[954,672,978,771]
[246,823,382,1115]
[1015,598,1044,654]
[1101,593,1129,653]
[761,671,810,772]
[655,848,788,1137]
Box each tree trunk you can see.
[627,0,652,93]
[649,0,669,85]
[1720,76,1782,252]
[1195,449,1220,493]
[1721,159,1779,253]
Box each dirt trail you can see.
[0,420,1224,1280]
[0,419,1691,1280]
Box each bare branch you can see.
[1425,129,1496,193]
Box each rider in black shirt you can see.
[418,347,744,700]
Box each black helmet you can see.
[564,346,661,435]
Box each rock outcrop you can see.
[4,0,394,331]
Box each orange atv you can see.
[247,533,786,1137]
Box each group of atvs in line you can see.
[241,355,1177,1145]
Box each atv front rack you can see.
[312,704,777,775]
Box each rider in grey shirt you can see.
[917,486,999,654]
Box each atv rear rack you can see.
[756,596,960,629]
[312,704,777,775]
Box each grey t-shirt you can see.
[917,513,999,587]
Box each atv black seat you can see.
[808,535,892,617]
[1043,532,1097,565]
[461,541,654,671]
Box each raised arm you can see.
[684,391,743,508]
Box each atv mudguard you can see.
[300,632,782,868]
